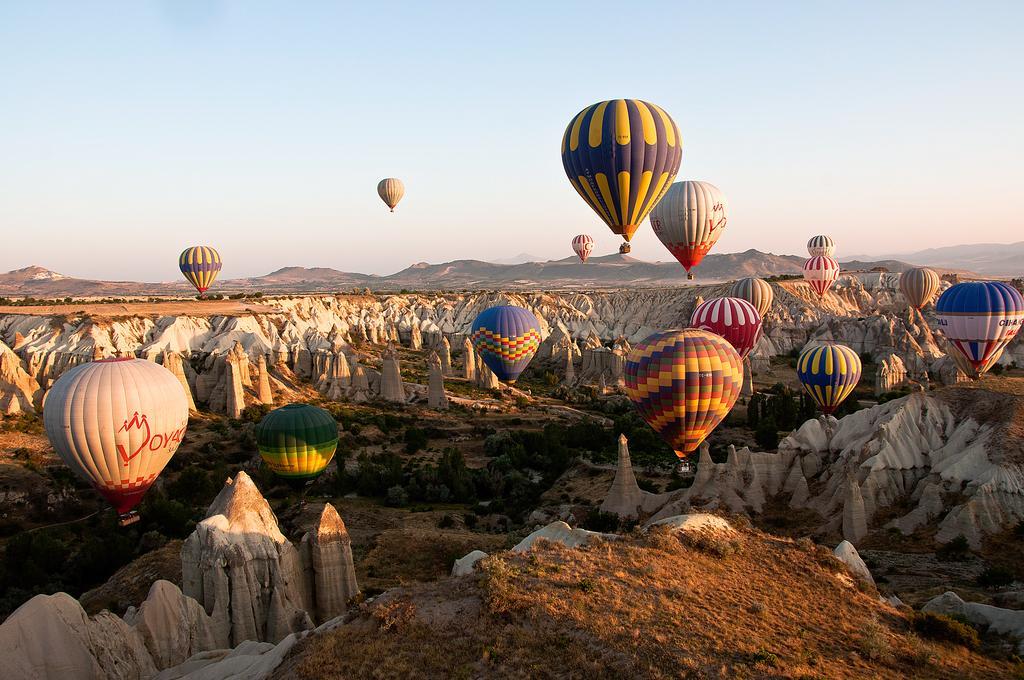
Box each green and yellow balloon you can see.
[256,404,339,482]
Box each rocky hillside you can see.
[1,473,1015,679]
[0,250,936,297]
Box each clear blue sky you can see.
[2,1,1021,280]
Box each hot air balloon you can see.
[900,267,941,310]
[689,297,762,359]
[572,234,595,263]
[377,178,404,212]
[936,281,1024,377]
[649,181,727,280]
[803,255,840,298]
[561,99,682,243]
[43,359,189,525]
[256,404,339,484]
[470,305,542,383]
[624,328,743,458]
[796,343,862,415]
[179,246,222,296]
[731,277,774,318]
[806,235,835,257]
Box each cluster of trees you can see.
[746,384,817,449]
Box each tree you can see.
[755,415,779,450]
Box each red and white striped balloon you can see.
[689,297,763,359]
[572,234,595,263]
[802,256,840,298]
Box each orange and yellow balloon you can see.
[624,328,743,458]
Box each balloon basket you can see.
[118,510,141,527]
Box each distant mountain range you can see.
[848,242,1024,277]
[0,249,969,298]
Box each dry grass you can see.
[280,527,1016,679]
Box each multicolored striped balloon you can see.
[561,99,683,243]
[44,359,189,523]
[470,305,542,383]
[571,234,595,263]
[796,343,862,415]
[731,277,774,318]
[377,178,404,212]
[690,297,762,359]
[649,181,727,277]
[900,267,941,310]
[806,235,835,257]
[936,281,1024,376]
[802,255,840,298]
[179,246,222,294]
[256,403,339,482]
[624,328,743,458]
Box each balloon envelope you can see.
[806,235,835,257]
[936,281,1024,376]
[179,246,222,294]
[377,178,404,212]
[649,181,727,273]
[803,256,840,298]
[561,99,682,242]
[797,343,862,415]
[256,403,339,481]
[624,328,743,458]
[900,267,941,310]
[470,305,542,383]
[571,234,595,263]
[43,359,189,517]
[731,277,774,318]
[689,297,762,359]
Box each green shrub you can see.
[936,535,970,561]
[911,611,980,650]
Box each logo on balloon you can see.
[116,412,186,465]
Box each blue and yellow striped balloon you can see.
[179,246,223,294]
[561,99,683,242]
[796,343,862,415]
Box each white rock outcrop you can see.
[427,351,448,410]
[299,503,359,625]
[924,591,1024,653]
[0,592,157,680]
[512,521,615,553]
[833,540,874,585]
[451,550,488,577]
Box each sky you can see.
[1,1,1022,281]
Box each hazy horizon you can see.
[2,2,1022,280]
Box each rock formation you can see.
[833,541,874,586]
[0,340,41,415]
[412,323,424,350]
[600,435,644,518]
[427,351,448,410]
[0,592,157,680]
[563,349,575,385]
[476,354,499,390]
[299,504,359,625]
[438,336,452,375]
[924,591,1024,653]
[379,346,406,403]
[349,359,370,403]
[462,338,476,382]
[512,521,615,552]
[451,550,488,577]
[124,580,227,670]
[256,354,274,406]
[182,472,312,646]
[875,353,907,395]
[161,349,197,413]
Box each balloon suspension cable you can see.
[23,510,101,534]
